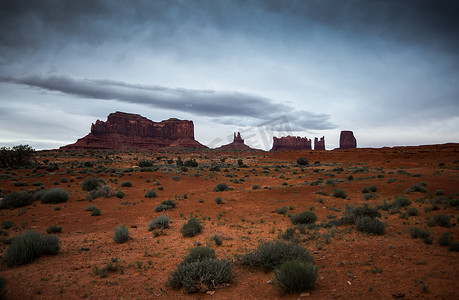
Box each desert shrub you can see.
[438,232,454,247]
[46,225,62,234]
[211,234,223,246]
[276,206,288,215]
[363,192,376,200]
[281,228,296,241]
[449,243,459,252]
[409,227,432,244]
[148,215,170,230]
[115,190,124,199]
[154,200,177,212]
[252,184,261,190]
[430,214,451,228]
[144,189,157,198]
[41,188,69,204]
[138,160,153,167]
[215,196,223,204]
[1,220,15,229]
[181,217,202,237]
[120,181,132,187]
[448,198,459,208]
[0,277,5,298]
[0,191,33,209]
[214,183,229,192]
[113,225,129,243]
[355,216,385,235]
[86,184,113,201]
[80,176,104,191]
[85,205,101,216]
[183,246,216,264]
[0,144,35,168]
[168,258,232,293]
[392,196,411,208]
[238,240,313,272]
[404,184,426,194]
[332,188,347,199]
[184,159,198,167]
[14,181,28,187]
[290,211,317,224]
[407,207,418,216]
[435,189,445,196]
[340,204,381,224]
[296,157,309,166]
[4,231,60,266]
[274,259,318,294]
[362,186,377,193]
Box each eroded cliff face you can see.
[270,136,312,151]
[61,112,206,150]
[314,136,325,150]
[339,131,357,149]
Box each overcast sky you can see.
[1,0,458,150]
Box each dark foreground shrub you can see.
[0,277,6,298]
[409,227,432,244]
[0,191,33,209]
[86,185,113,201]
[80,176,104,191]
[113,225,129,243]
[356,216,385,235]
[332,188,347,199]
[183,246,216,265]
[1,220,15,229]
[85,205,101,216]
[296,157,309,166]
[274,259,318,294]
[120,181,132,187]
[41,188,69,204]
[238,241,313,272]
[148,215,170,230]
[214,183,229,192]
[154,200,177,212]
[46,225,62,234]
[438,232,453,247]
[290,211,317,224]
[211,234,223,246]
[340,204,381,224]
[4,231,60,266]
[168,258,232,293]
[430,214,451,228]
[215,196,223,204]
[144,189,157,198]
[181,217,202,237]
[138,160,153,167]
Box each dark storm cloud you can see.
[1,0,458,63]
[1,73,336,130]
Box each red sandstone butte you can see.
[216,132,260,151]
[314,136,325,150]
[270,136,312,151]
[339,130,357,149]
[60,111,207,150]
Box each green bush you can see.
[252,184,261,190]
[214,183,229,192]
[154,200,177,212]
[86,185,112,201]
[148,215,170,230]
[0,191,33,209]
[296,157,309,166]
[332,188,347,199]
[113,225,129,243]
[392,196,411,208]
[168,258,232,293]
[435,189,445,196]
[211,234,223,246]
[215,197,223,204]
[276,206,288,215]
[120,181,132,187]
[340,204,381,224]
[138,160,153,167]
[46,225,62,234]
[4,231,60,266]
[0,144,35,168]
[355,216,385,235]
[238,241,313,272]
[274,259,318,294]
[115,190,124,199]
[184,159,198,167]
[362,186,377,193]
[404,184,426,194]
[1,220,15,229]
[407,207,418,216]
[85,205,101,216]
[430,214,451,228]
[181,217,202,237]
[183,246,216,264]
[41,188,69,204]
[144,189,157,198]
[290,211,317,224]
[438,232,453,247]
[409,227,432,244]
[80,176,104,191]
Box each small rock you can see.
[300,292,310,297]
[131,225,137,228]
[347,281,352,286]
[313,251,319,254]
[267,280,274,285]
[207,291,215,295]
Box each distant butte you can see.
[270,136,312,151]
[339,130,357,149]
[60,111,207,150]
[314,136,325,150]
[216,132,260,151]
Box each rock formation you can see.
[61,111,207,150]
[339,131,357,149]
[270,136,312,151]
[314,136,325,150]
[216,132,259,151]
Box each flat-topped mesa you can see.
[216,132,259,151]
[61,111,206,150]
[314,136,325,150]
[270,136,312,151]
[339,130,357,149]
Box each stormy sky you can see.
[1,0,458,150]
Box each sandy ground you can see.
[0,144,458,299]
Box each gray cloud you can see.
[1,73,336,130]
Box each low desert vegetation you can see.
[290,211,317,225]
[113,225,129,243]
[148,215,170,230]
[332,188,347,199]
[214,183,229,192]
[0,191,33,209]
[181,217,202,237]
[41,188,69,204]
